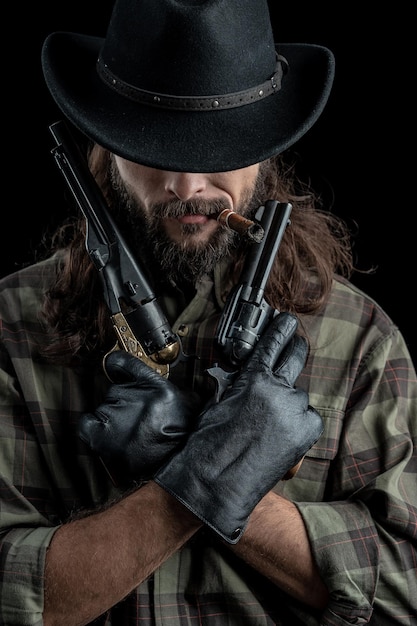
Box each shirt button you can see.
[177,324,189,337]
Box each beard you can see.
[109,160,269,286]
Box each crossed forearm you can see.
[43,482,202,626]
[230,491,329,610]
[44,485,328,626]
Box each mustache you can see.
[150,198,232,219]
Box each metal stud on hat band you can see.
[96,54,288,111]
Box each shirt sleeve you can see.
[296,327,417,625]
[0,279,60,625]
[0,525,57,625]
[0,359,59,624]
[0,263,121,625]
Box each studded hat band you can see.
[96,54,288,111]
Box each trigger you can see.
[102,342,120,382]
[206,364,237,403]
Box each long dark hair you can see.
[38,145,354,365]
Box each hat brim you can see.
[42,32,335,173]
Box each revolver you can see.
[49,120,183,377]
[208,200,292,401]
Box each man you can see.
[0,1,416,625]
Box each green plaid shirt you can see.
[0,254,416,626]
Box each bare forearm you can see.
[230,491,329,609]
[44,481,202,626]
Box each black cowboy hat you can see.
[41,0,335,173]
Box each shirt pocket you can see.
[273,408,344,502]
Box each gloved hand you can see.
[78,350,195,482]
[154,312,323,543]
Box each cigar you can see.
[215,209,264,243]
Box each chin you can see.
[168,225,217,247]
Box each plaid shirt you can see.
[0,254,416,626]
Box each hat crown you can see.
[101,0,277,96]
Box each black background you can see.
[4,2,415,363]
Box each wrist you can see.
[142,481,203,535]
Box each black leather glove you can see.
[78,350,195,482]
[154,312,323,543]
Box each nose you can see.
[164,172,207,201]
